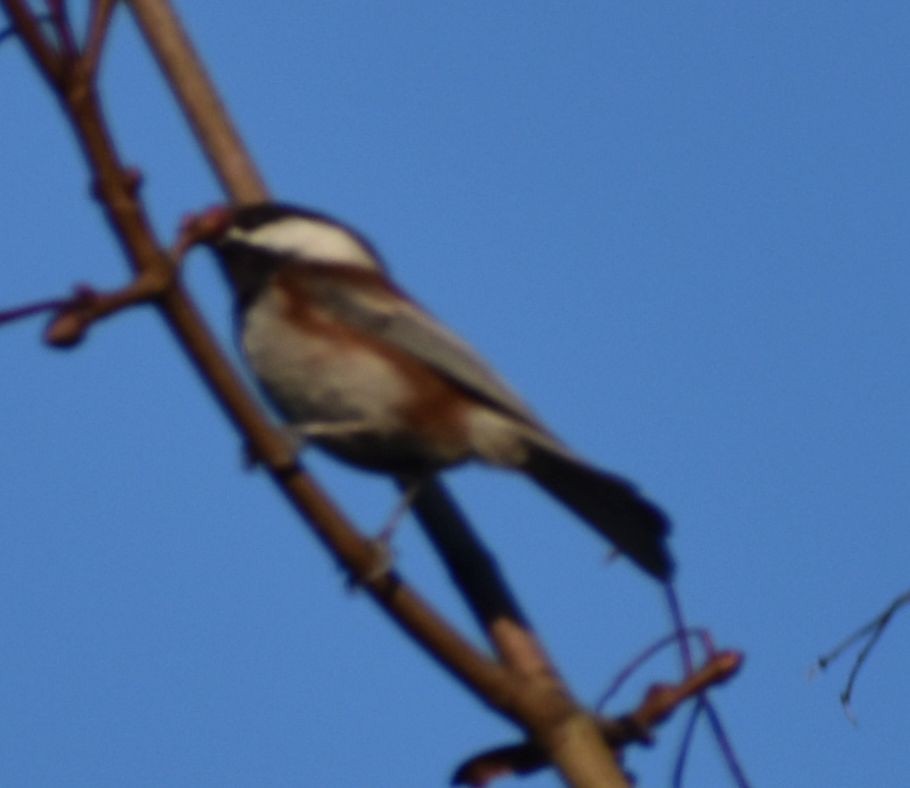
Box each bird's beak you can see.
[173,204,235,258]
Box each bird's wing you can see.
[310,272,543,427]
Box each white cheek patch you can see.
[226,218,380,270]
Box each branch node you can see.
[90,166,144,202]
[43,285,100,347]
[42,266,175,349]
[454,649,744,783]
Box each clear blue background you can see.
[2,3,908,786]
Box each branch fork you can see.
[0,247,178,348]
[453,649,743,786]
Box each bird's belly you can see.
[243,310,405,424]
[240,300,470,472]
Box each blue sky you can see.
[2,3,909,786]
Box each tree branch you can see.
[4,0,514,732]
[0,2,720,784]
[454,650,743,785]
[815,587,910,714]
[127,4,630,784]
[127,0,268,202]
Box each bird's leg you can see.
[297,419,376,441]
[376,476,425,545]
[348,477,426,588]
[244,419,378,469]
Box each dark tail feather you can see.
[523,443,673,581]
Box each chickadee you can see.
[184,202,673,580]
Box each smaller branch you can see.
[2,0,62,80]
[46,0,78,59]
[595,627,714,712]
[0,295,77,325]
[814,588,910,713]
[702,700,751,788]
[672,698,751,788]
[0,264,174,348]
[671,700,703,787]
[624,650,741,732]
[453,650,743,786]
[46,267,174,345]
[1,14,52,44]
[665,583,695,676]
[127,0,269,203]
[83,0,117,76]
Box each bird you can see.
[183,202,673,580]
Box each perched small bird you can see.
[185,202,673,580]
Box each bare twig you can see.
[1,12,53,44]
[83,0,117,76]
[0,268,172,347]
[595,627,713,712]
[815,588,910,712]
[673,696,751,788]
[625,650,741,730]
[46,0,78,58]
[0,294,79,326]
[666,583,695,675]
[702,700,751,787]
[671,700,703,788]
[43,269,173,346]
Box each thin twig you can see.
[46,0,78,58]
[595,627,713,711]
[0,295,78,325]
[671,700,703,788]
[703,699,751,787]
[0,14,53,44]
[666,582,695,675]
[0,276,168,347]
[815,588,910,711]
[83,0,117,76]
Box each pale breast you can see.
[241,287,410,428]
